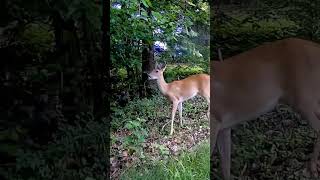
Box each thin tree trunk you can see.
[93,0,109,123]
[0,0,9,26]
[100,0,110,177]
[211,0,222,62]
[140,44,155,97]
[140,5,156,97]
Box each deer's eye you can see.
[156,70,159,73]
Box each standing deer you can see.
[147,63,210,135]
[211,38,320,179]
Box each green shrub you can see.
[20,23,54,57]
[117,68,128,80]
[111,95,168,157]
[164,65,206,82]
[212,13,298,59]
[111,95,167,130]
[122,117,149,154]
[3,115,108,180]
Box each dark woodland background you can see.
[0,0,320,179]
[1,0,109,179]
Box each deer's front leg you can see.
[178,102,183,127]
[205,96,210,120]
[210,116,221,179]
[217,128,231,180]
[295,102,320,177]
[310,132,320,178]
[170,101,178,135]
[207,101,210,120]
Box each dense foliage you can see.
[110,0,210,100]
[211,0,320,59]
[1,0,320,179]
[0,0,108,179]
[116,0,320,179]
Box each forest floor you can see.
[212,104,318,180]
[110,93,320,179]
[110,96,210,179]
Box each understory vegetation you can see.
[110,67,210,178]
[119,104,317,180]
[214,104,315,179]
[120,141,210,180]
[1,0,320,179]
[112,0,320,179]
[110,0,211,178]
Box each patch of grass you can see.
[120,141,210,180]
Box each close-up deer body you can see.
[211,38,320,179]
[147,63,210,135]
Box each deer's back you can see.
[212,38,320,126]
[167,74,210,100]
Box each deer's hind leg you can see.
[217,127,231,180]
[178,102,183,127]
[309,110,320,178]
[210,116,221,179]
[170,100,179,136]
[294,98,320,177]
[203,93,210,120]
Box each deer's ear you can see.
[155,62,160,70]
[162,64,167,71]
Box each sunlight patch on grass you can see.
[119,141,210,180]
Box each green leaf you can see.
[187,1,196,6]
[145,0,153,7]
[0,143,18,156]
[130,120,141,127]
[85,177,96,180]
[173,36,178,42]
[141,10,148,17]
[137,117,146,122]
[152,12,162,19]
[141,0,150,8]
[0,129,19,141]
[124,123,134,130]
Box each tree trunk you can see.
[210,0,222,62]
[52,12,88,122]
[140,44,155,97]
[210,1,223,177]
[93,0,109,123]
[140,4,156,97]
[0,0,9,26]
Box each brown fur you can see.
[148,64,210,135]
[211,38,320,179]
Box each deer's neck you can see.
[156,75,168,95]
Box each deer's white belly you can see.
[181,92,198,102]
